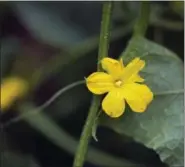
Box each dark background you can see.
[0,1,184,167]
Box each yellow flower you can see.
[0,77,28,111]
[86,57,153,118]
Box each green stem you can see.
[121,1,150,59]
[133,2,150,37]
[72,2,113,167]
[97,2,113,71]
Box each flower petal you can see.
[128,74,145,83]
[86,72,114,95]
[135,74,145,82]
[119,58,125,68]
[122,83,153,112]
[1,77,28,111]
[101,58,124,79]
[122,57,145,83]
[102,88,125,118]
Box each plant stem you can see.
[121,1,150,59]
[3,80,85,127]
[72,2,113,167]
[133,1,150,37]
[97,2,113,71]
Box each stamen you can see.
[115,80,122,87]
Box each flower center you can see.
[115,80,123,87]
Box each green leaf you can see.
[100,36,184,167]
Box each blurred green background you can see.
[0,1,184,167]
